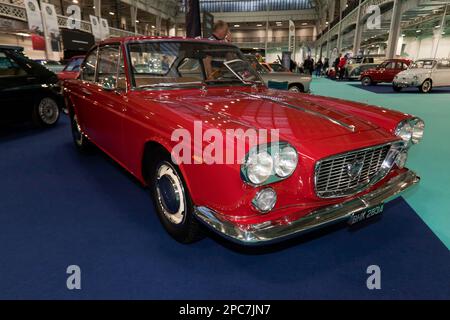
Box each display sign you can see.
[41,3,60,37]
[24,0,43,33]
[89,15,102,40]
[60,28,94,52]
[66,4,81,30]
[99,18,110,39]
[288,20,295,53]
[202,11,214,38]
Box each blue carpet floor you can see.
[0,117,449,299]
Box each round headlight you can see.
[395,120,413,144]
[273,145,298,178]
[411,118,425,144]
[246,151,273,185]
[252,188,277,213]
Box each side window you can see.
[80,49,97,81]
[97,45,120,89]
[437,60,450,69]
[402,62,408,70]
[0,52,27,77]
[178,58,203,80]
[385,62,395,69]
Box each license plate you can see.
[348,203,384,225]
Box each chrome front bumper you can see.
[194,170,419,245]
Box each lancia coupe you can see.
[63,37,423,245]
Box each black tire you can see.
[288,84,304,92]
[148,152,204,244]
[32,96,60,127]
[71,114,93,153]
[361,76,372,86]
[419,79,432,93]
[393,84,402,92]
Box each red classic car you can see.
[361,58,412,86]
[57,55,85,81]
[63,37,423,245]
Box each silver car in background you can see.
[245,55,312,93]
[393,58,450,93]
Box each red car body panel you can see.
[361,58,412,83]
[64,37,416,230]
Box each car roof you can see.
[0,45,24,51]
[99,36,236,46]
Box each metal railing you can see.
[0,0,138,37]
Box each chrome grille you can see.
[315,144,392,198]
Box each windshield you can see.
[63,57,83,72]
[128,41,262,89]
[244,55,268,74]
[411,60,436,69]
[269,63,287,72]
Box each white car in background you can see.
[393,58,450,93]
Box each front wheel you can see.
[361,76,372,86]
[32,96,60,127]
[149,155,203,244]
[419,79,432,93]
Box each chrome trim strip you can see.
[194,170,419,245]
[239,92,356,132]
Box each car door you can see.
[71,48,98,137]
[381,61,397,82]
[0,51,36,121]
[91,43,127,161]
[432,60,450,87]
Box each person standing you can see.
[338,54,347,80]
[322,58,329,77]
[315,59,323,76]
[208,20,230,41]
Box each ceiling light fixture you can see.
[234,24,240,27]
[109,11,115,15]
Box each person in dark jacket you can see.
[315,59,323,76]
[323,58,329,76]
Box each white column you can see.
[353,0,363,55]
[386,0,402,58]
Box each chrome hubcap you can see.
[289,86,300,92]
[423,81,431,92]
[155,162,186,225]
[362,77,370,85]
[38,98,59,124]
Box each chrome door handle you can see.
[81,89,92,96]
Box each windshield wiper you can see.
[138,81,204,89]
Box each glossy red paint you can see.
[63,37,415,228]
[361,58,412,84]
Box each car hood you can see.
[140,89,387,144]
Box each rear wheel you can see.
[361,76,372,86]
[288,84,303,92]
[32,97,60,127]
[419,79,432,93]
[148,153,204,244]
[393,84,402,92]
